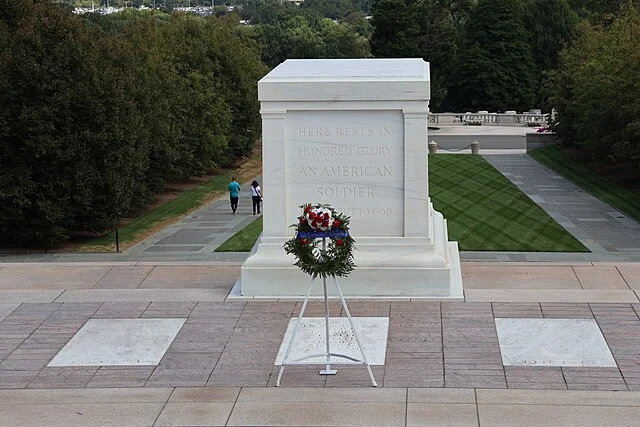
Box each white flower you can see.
[305,206,334,231]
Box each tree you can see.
[370,0,473,110]
[522,0,579,108]
[370,0,418,58]
[318,17,369,58]
[411,0,473,109]
[445,0,537,112]
[547,2,640,168]
[255,11,369,69]
[0,2,266,247]
[568,0,639,21]
[300,0,361,20]
[0,0,106,245]
[524,0,579,73]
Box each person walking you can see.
[228,176,241,215]
[250,180,262,215]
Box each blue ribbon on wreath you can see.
[296,230,349,239]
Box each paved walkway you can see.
[5,387,640,426]
[124,178,263,261]
[484,154,640,253]
[4,387,640,426]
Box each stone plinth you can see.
[238,59,462,298]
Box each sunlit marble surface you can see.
[275,317,389,366]
[48,318,186,366]
[495,318,616,367]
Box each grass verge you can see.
[215,216,262,252]
[79,150,262,252]
[214,154,588,252]
[529,145,640,223]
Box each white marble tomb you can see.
[238,59,463,297]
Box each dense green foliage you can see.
[523,0,578,108]
[368,0,640,168]
[4,0,640,248]
[369,0,579,111]
[530,146,640,223]
[547,2,640,168]
[0,0,266,247]
[370,0,473,109]
[239,0,370,21]
[248,0,370,68]
[215,155,589,252]
[447,0,536,112]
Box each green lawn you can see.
[215,216,262,252]
[214,154,589,252]
[429,154,587,251]
[530,145,640,224]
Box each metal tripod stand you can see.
[276,237,377,387]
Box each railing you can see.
[429,112,548,127]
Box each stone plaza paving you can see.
[2,262,640,425]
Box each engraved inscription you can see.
[286,110,404,236]
[297,146,392,156]
[297,165,392,177]
[316,187,375,198]
[296,127,392,137]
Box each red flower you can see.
[301,238,309,245]
[304,206,311,214]
[333,219,341,227]
[299,216,305,224]
[336,239,344,246]
[309,212,316,219]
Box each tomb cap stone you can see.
[259,59,430,102]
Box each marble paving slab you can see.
[275,317,389,366]
[0,303,19,322]
[48,318,186,366]
[495,318,616,367]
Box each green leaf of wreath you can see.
[283,204,356,278]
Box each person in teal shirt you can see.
[228,176,241,215]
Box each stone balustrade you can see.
[429,112,548,127]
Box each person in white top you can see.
[250,180,262,215]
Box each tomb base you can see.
[237,208,463,298]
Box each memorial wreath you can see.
[284,203,355,278]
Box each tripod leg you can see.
[319,274,337,375]
[331,276,378,387]
[276,275,316,387]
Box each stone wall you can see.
[526,133,557,152]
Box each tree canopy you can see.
[0,0,266,247]
[370,0,473,109]
[248,0,370,68]
[547,2,640,169]
[444,0,537,112]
